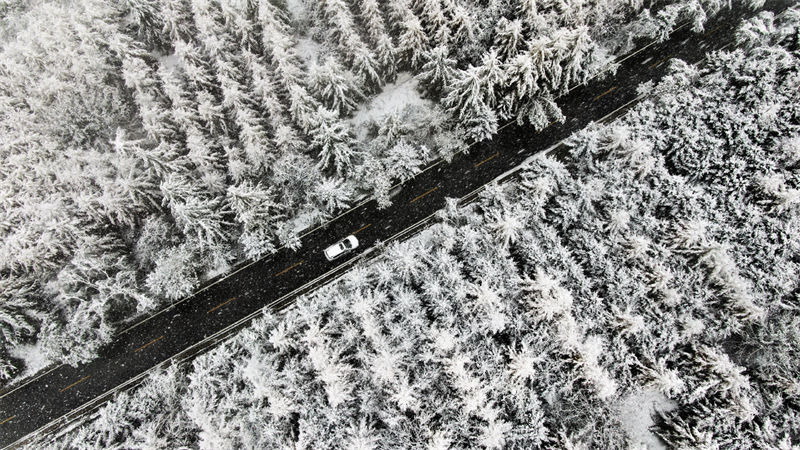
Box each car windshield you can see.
[341,240,352,249]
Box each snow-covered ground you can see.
[157,52,182,74]
[284,0,310,24]
[617,389,677,449]
[349,72,431,140]
[295,37,323,67]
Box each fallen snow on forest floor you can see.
[617,389,677,449]
[284,0,310,24]
[349,72,431,140]
[296,37,323,67]
[157,52,182,74]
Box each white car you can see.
[324,235,359,261]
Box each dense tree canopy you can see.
[52,9,800,447]
[0,0,784,399]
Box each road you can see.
[0,2,793,447]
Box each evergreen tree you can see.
[417,0,451,46]
[123,0,169,50]
[312,108,360,175]
[495,17,526,59]
[394,7,429,69]
[308,57,364,116]
[359,0,399,80]
[318,0,382,88]
[161,0,196,44]
[311,177,353,216]
[227,181,282,259]
[447,3,478,49]
[145,243,200,300]
[417,45,457,97]
[0,276,38,351]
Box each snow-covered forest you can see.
[0,0,760,382]
[49,9,800,448]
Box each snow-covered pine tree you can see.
[311,177,354,217]
[123,0,169,51]
[317,0,383,89]
[312,107,360,175]
[495,17,526,59]
[0,276,38,369]
[417,45,457,97]
[390,2,430,70]
[308,57,364,116]
[417,0,452,46]
[227,181,282,259]
[359,0,399,80]
[161,0,196,44]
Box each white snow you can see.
[617,389,677,449]
[157,52,183,74]
[291,209,319,235]
[349,72,431,139]
[204,259,232,281]
[10,342,51,379]
[296,37,324,67]
[284,0,310,23]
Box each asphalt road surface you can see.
[0,1,794,447]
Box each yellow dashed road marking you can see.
[704,24,723,37]
[207,297,237,314]
[353,224,372,235]
[275,261,303,277]
[60,376,90,393]
[594,86,617,101]
[134,335,165,353]
[649,55,672,69]
[409,187,439,204]
[474,152,500,168]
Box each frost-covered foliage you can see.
[307,0,765,140]
[384,0,764,139]
[0,0,727,380]
[64,365,196,448]
[0,0,444,377]
[53,11,800,448]
[0,0,764,380]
